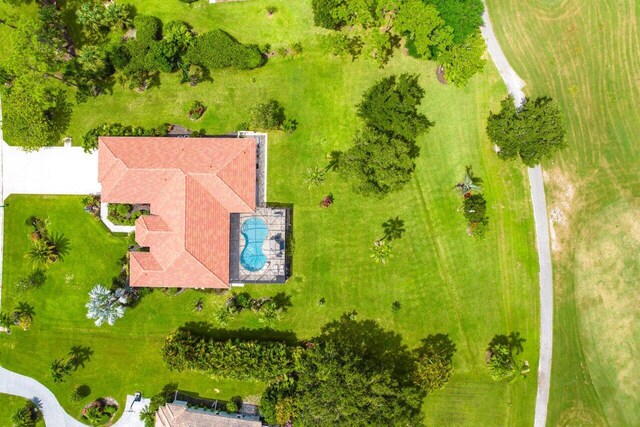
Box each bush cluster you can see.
[107,204,148,226]
[162,328,294,381]
[185,30,263,70]
[82,122,168,152]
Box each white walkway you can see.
[481,4,554,427]
[0,367,149,427]
[2,142,99,201]
[0,366,86,427]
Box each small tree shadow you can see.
[415,333,456,361]
[488,331,525,355]
[181,322,298,345]
[15,302,36,317]
[382,217,406,241]
[273,292,292,312]
[68,345,94,370]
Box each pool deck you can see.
[230,207,289,284]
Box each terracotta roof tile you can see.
[98,136,257,288]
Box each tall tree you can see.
[3,76,70,150]
[357,73,432,141]
[273,315,424,426]
[425,0,484,43]
[394,0,452,59]
[438,33,486,87]
[487,96,567,166]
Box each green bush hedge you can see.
[162,328,294,381]
[134,15,162,46]
[185,30,263,70]
[82,122,168,152]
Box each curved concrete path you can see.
[481,5,553,427]
[0,365,149,426]
[0,366,86,426]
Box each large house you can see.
[98,135,288,289]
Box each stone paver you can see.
[481,4,554,427]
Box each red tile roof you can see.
[99,137,257,288]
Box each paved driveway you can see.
[2,143,99,201]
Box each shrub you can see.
[15,270,47,292]
[179,0,199,3]
[107,203,147,226]
[225,401,238,413]
[71,384,91,401]
[11,401,40,427]
[134,15,162,46]
[82,122,168,152]
[188,100,206,120]
[248,99,286,130]
[14,312,32,330]
[185,30,263,70]
[162,328,294,381]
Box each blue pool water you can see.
[240,217,268,271]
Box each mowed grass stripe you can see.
[487,0,640,425]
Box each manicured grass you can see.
[487,1,640,425]
[0,393,44,426]
[1,0,540,425]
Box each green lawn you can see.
[1,0,540,425]
[487,1,640,425]
[0,393,44,426]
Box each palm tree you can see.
[49,232,70,261]
[456,166,482,196]
[139,405,155,425]
[25,240,56,268]
[304,166,325,189]
[382,217,405,241]
[76,3,105,34]
[86,285,126,326]
[370,240,392,265]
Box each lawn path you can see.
[481,4,554,427]
[0,366,86,426]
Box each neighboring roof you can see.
[155,403,262,427]
[98,137,257,288]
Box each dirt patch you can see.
[557,401,606,426]
[543,168,575,252]
[435,65,447,85]
[573,200,640,425]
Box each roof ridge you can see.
[190,173,253,213]
[216,137,255,172]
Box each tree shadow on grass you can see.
[68,345,94,370]
[15,302,35,317]
[273,292,293,312]
[415,333,456,361]
[315,314,417,387]
[488,331,526,354]
[181,322,298,345]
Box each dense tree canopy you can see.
[264,315,424,426]
[311,0,487,86]
[425,0,484,43]
[487,96,567,166]
[438,33,486,87]
[394,0,452,59]
[357,73,431,140]
[3,76,70,150]
[338,127,419,195]
[337,74,431,195]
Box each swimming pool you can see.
[240,216,268,271]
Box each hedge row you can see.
[82,122,168,152]
[162,328,294,382]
